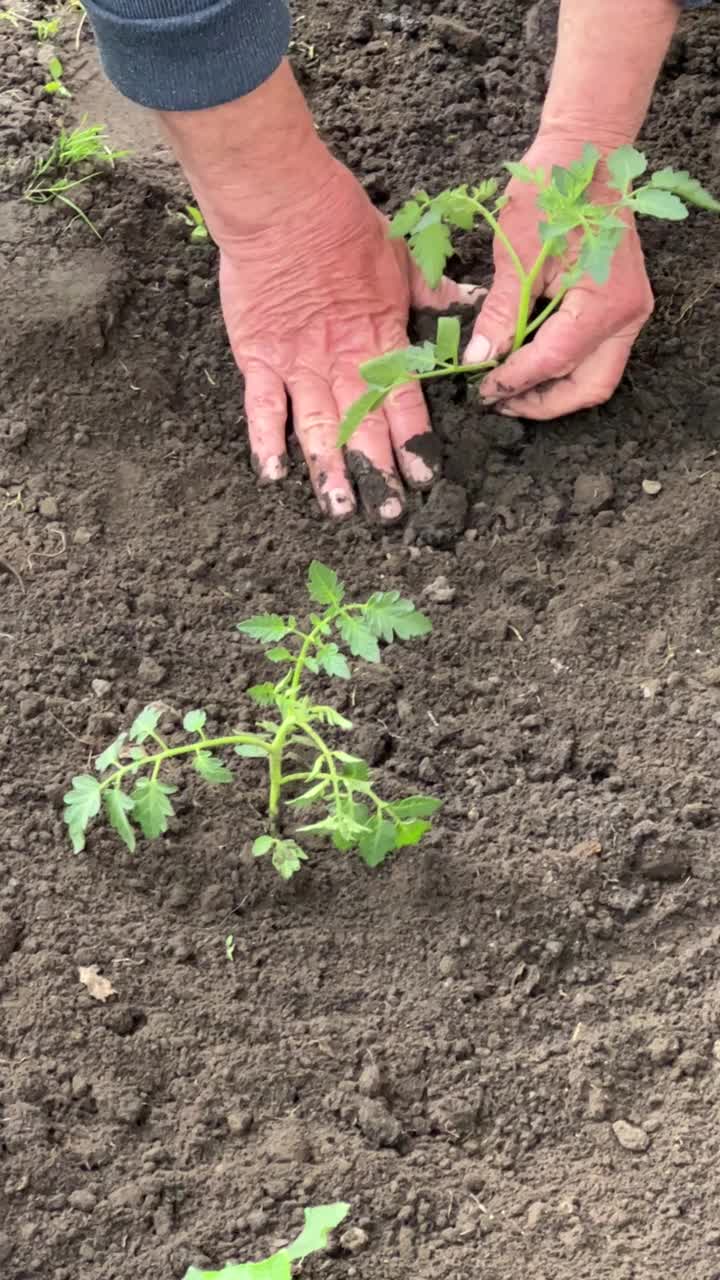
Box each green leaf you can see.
[394,818,431,848]
[650,167,720,212]
[310,705,353,729]
[364,591,433,643]
[473,178,500,204]
[389,795,442,820]
[435,315,461,366]
[49,55,63,78]
[253,835,274,856]
[337,387,388,447]
[194,751,234,784]
[316,643,351,679]
[334,750,370,781]
[266,646,294,663]
[247,683,277,707]
[236,614,292,644]
[308,562,344,606]
[578,227,625,286]
[409,220,454,289]
[435,185,477,230]
[287,779,330,807]
[129,704,162,744]
[607,144,648,192]
[104,788,136,853]
[95,732,128,773]
[504,161,546,187]
[272,839,308,880]
[130,777,176,839]
[390,197,423,238]
[359,345,436,390]
[358,818,397,868]
[184,1256,291,1280]
[64,774,102,854]
[183,709,207,734]
[630,188,688,221]
[337,615,380,663]
[287,1203,351,1261]
[234,743,269,758]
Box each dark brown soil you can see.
[3,2,720,1278]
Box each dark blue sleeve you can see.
[83,0,291,111]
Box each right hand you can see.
[464,135,655,419]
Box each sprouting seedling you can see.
[24,122,129,237]
[338,144,720,444]
[64,563,441,880]
[176,203,211,242]
[183,1203,350,1280]
[0,8,20,24]
[33,16,61,37]
[43,54,71,95]
[225,934,235,962]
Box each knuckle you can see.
[245,390,286,420]
[298,410,337,437]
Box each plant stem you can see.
[512,241,552,351]
[267,721,295,829]
[100,732,270,792]
[471,201,526,282]
[523,287,568,338]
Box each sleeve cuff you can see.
[83,0,292,110]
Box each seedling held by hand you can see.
[65,564,441,879]
[338,145,720,443]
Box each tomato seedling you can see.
[183,1203,349,1280]
[338,144,720,445]
[65,563,441,879]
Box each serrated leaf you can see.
[310,705,353,729]
[578,226,625,285]
[650,167,720,212]
[95,732,128,773]
[409,220,454,289]
[252,835,274,856]
[630,188,688,220]
[332,801,370,851]
[435,315,461,366]
[337,387,388,447]
[390,197,423,238]
[272,839,308,880]
[389,795,442,820]
[307,562,344,606]
[287,1203,351,1261]
[358,818,397,868]
[234,743,269,758]
[316,643,351,680]
[183,709,207,734]
[473,178,500,204]
[236,614,292,643]
[64,774,102,853]
[359,345,435,391]
[334,750,370,782]
[104,788,136,852]
[337,615,380,663]
[394,818,431,848]
[266,646,294,663]
[607,144,648,192]
[305,656,319,674]
[434,185,477,230]
[247,683,277,707]
[129,704,162,744]
[287,779,331,807]
[194,751,234,784]
[130,777,176,839]
[364,592,433,643]
[504,161,546,186]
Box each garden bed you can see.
[2,1,720,1277]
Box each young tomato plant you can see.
[338,144,720,445]
[183,1203,349,1280]
[64,564,441,880]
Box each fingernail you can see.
[379,495,404,524]
[403,454,435,488]
[465,334,493,363]
[258,454,288,484]
[326,488,355,519]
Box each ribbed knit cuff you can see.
[84,0,292,111]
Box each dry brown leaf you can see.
[78,965,116,1002]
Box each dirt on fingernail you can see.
[402,432,443,470]
[346,450,403,523]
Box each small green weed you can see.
[33,15,61,38]
[177,203,210,242]
[64,563,440,879]
[25,122,128,237]
[0,8,20,24]
[225,934,235,962]
[184,1203,349,1280]
[339,145,720,443]
[43,54,70,95]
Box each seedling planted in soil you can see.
[177,203,211,242]
[65,563,441,879]
[43,54,71,95]
[338,144,720,444]
[183,1203,349,1280]
[24,122,128,237]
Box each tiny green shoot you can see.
[64,563,441,879]
[0,8,20,24]
[24,122,128,237]
[43,54,71,96]
[225,934,235,962]
[66,0,87,48]
[183,1203,350,1280]
[177,203,210,242]
[33,15,61,38]
[338,145,720,444]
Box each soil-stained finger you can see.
[333,374,405,522]
[289,373,356,519]
[383,380,439,489]
[243,359,290,484]
[495,333,634,420]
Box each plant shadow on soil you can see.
[2,2,720,1278]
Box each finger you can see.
[384,380,439,490]
[409,259,486,312]
[332,372,405,523]
[479,292,624,404]
[289,373,356,520]
[242,359,289,484]
[464,270,534,365]
[495,333,635,421]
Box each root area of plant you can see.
[2,2,720,1278]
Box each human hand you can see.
[218,162,478,522]
[464,136,654,419]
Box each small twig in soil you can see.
[0,558,25,594]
